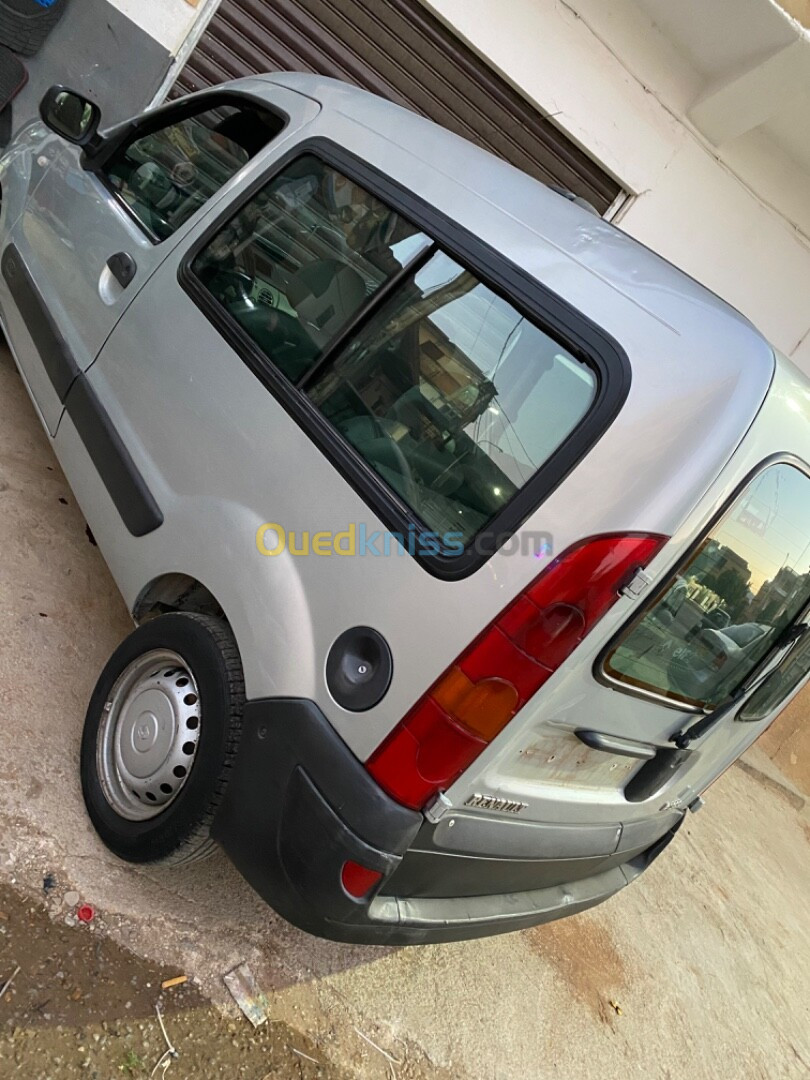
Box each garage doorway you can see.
[171,0,622,215]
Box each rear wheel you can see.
[80,613,244,865]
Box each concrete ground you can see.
[1,340,809,1079]
[757,685,810,796]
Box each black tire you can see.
[80,613,244,866]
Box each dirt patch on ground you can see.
[0,882,354,1079]
[523,912,629,1026]
[756,688,809,795]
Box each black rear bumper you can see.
[212,699,681,945]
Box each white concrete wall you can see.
[421,0,810,371]
[106,0,209,55]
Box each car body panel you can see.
[0,79,320,433]
[71,79,778,771]
[2,73,808,941]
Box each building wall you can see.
[105,0,205,54]
[421,0,810,372]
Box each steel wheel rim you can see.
[96,649,202,821]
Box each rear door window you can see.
[191,154,432,382]
[737,626,810,722]
[604,463,810,708]
[305,251,596,544]
[189,152,602,558]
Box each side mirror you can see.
[40,86,101,146]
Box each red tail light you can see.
[367,533,667,810]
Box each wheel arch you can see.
[132,572,226,625]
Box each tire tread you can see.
[155,613,244,866]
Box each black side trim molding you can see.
[63,376,164,537]
[2,244,79,401]
[1,244,162,537]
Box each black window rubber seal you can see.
[178,136,632,581]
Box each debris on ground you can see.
[43,873,57,894]
[609,999,623,1016]
[353,1025,405,1066]
[151,1001,179,1078]
[290,1047,321,1065]
[0,880,354,1078]
[223,962,270,1027]
[77,903,95,924]
[0,964,20,1001]
[160,975,188,990]
[354,1024,406,1078]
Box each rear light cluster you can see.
[367,533,667,810]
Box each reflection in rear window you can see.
[604,464,810,708]
[307,252,597,546]
[194,156,599,551]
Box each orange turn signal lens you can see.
[432,666,520,740]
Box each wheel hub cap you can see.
[97,650,201,821]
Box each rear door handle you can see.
[575,729,658,760]
[106,251,137,289]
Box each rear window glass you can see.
[737,627,810,722]
[604,463,810,708]
[192,154,598,551]
[306,251,596,544]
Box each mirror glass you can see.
[44,90,98,142]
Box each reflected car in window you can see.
[605,463,810,710]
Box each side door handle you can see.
[106,251,137,289]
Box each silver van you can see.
[1,75,808,944]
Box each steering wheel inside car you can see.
[233,306,319,383]
[337,407,420,508]
[201,267,256,306]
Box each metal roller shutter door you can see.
[172,0,621,214]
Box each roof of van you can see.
[252,72,777,371]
